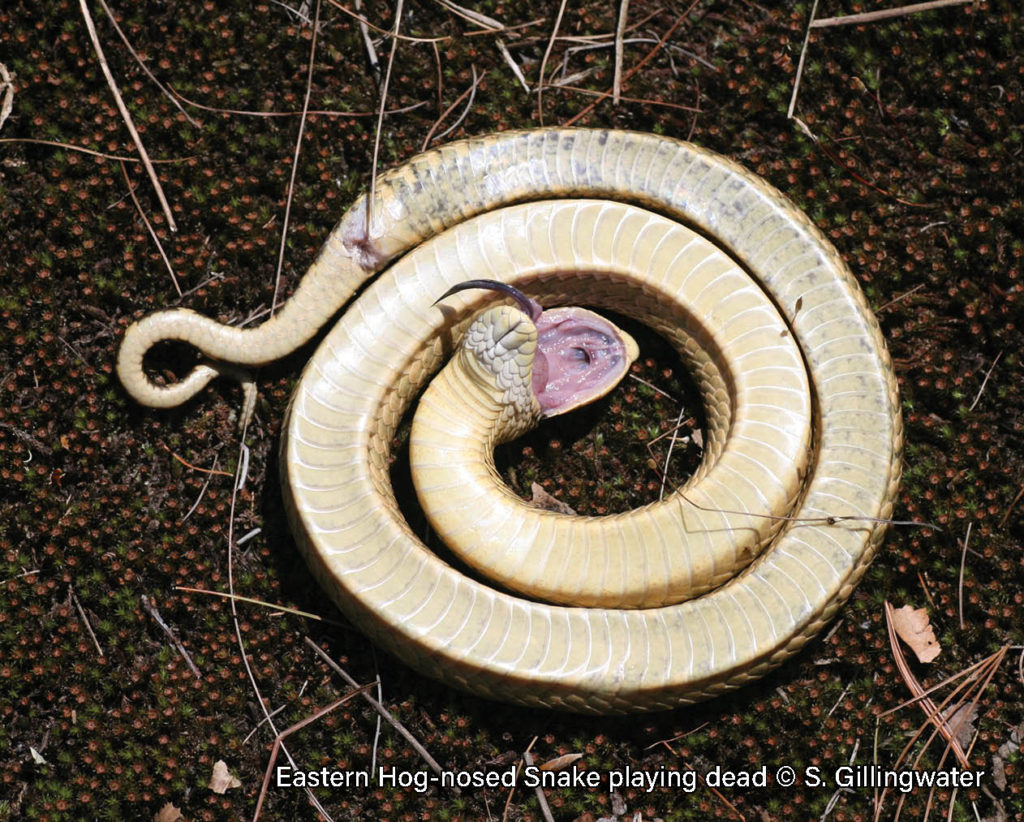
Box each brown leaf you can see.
[890,604,941,663]
[539,752,584,771]
[209,760,242,794]
[154,802,183,822]
[941,702,978,751]
[530,482,577,515]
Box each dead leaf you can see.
[941,702,978,750]
[890,604,941,663]
[209,760,242,794]
[154,802,184,822]
[991,752,1006,791]
[530,482,577,515]
[539,752,584,771]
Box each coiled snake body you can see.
[118,129,902,713]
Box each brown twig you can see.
[95,0,199,127]
[535,0,569,124]
[252,682,376,822]
[563,2,700,128]
[998,483,1024,529]
[78,0,177,231]
[141,593,201,678]
[875,282,925,313]
[302,636,454,789]
[160,443,233,477]
[70,586,105,658]
[421,66,481,149]
[502,736,534,822]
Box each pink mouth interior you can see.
[531,307,634,416]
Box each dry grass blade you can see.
[70,586,104,658]
[366,0,405,238]
[883,601,972,769]
[613,0,630,104]
[96,0,200,127]
[422,66,481,148]
[788,0,820,119]
[496,39,530,92]
[252,681,377,821]
[435,0,505,31]
[328,0,447,44]
[174,585,351,627]
[968,349,1002,411]
[535,0,569,124]
[168,86,427,119]
[958,522,971,629]
[563,1,701,127]
[272,0,321,315]
[522,746,555,822]
[0,136,188,162]
[120,160,181,295]
[140,593,200,678]
[78,0,177,231]
[811,0,975,28]
[302,636,455,789]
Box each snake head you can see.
[436,280,639,421]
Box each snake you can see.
[117,129,903,714]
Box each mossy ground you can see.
[1,1,1022,820]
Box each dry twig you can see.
[120,161,181,295]
[366,0,405,238]
[253,682,376,821]
[612,0,630,104]
[522,746,555,822]
[272,0,321,315]
[563,2,700,127]
[141,593,200,678]
[70,586,104,658]
[968,349,1002,411]
[812,0,975,28]
[535,0,569,124]
[78,0,177,231]
[788,0,820,120]
[302,636,454,788]
[96,0,199,126]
